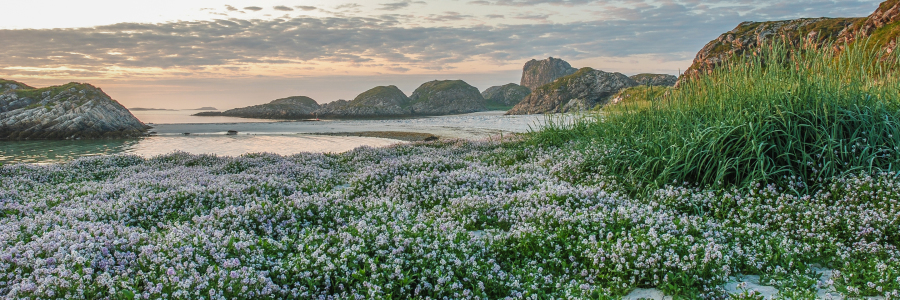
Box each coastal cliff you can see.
[0,80,146,139]
[679,17,861,85]
[520,57,578,90]
[835,0,900,53]
[408,80,486,115]
[507,68,637,115]
[194,96,321,119]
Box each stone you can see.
[507,68,638,115]
[520,57,578,90]
[629,74,677,87]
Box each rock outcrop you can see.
[408,80,487,115]
[0,80,147,140]
[629,74,677,87]
[679,17,861,85]
[520,57,578,90]
[481,83,531,108]
[507,68,638,115]
[194,96,321,119]
[317,85,412,118]
[835,0,900,53]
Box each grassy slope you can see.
[530,40,900,193]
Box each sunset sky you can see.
[0,0,882,109]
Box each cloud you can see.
[224,5,239,11]
[513,13,550,20]
[426,12,472,22]
[335,3,362,10]
[379,0,426,11]
[243,6,263,11]
[295,6,317,11]
[0,0,882,78]
[469,0,594,6]
[273,6,293,11]
[485,14,505,19]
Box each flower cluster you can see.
[1,139,898,299]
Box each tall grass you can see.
[531,40,900,192]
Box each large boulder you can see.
[678,17,861,86]
[629,74,678,87]
[507,68,638,115]
[408,80,486,115]
[835,0,900,53]
[316,85,412,118]
[195,96,321,119]
[481,83,531,108]
[0,80,147,139]
[520,57,578,90]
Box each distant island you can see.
[190,107,217,110]
[129,107,179,111]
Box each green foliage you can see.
[529,40,900,193]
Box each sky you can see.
[0,0,883,109]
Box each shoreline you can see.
[308,131,439,142]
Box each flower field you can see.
[1,138,898,299]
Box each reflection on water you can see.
[0,135,401,164]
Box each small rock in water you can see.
[182,132,191,136]
[226,130,238,135]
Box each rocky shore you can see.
[0,80,147,140]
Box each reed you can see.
[530,40,900,192]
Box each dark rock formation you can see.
[0,80,147,140]
[317,85,412,118]
[679,17,861,86]
[481,83,531,108]
[520,57,578,90]
[194,96,320,119]
[408,80,487,115]
[629,74,678,87]
[507,68,638,115]
[835,0,900,53]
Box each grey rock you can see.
[409,80,487,115]
[520,57,578,90]
[507,68,638,115]
[0,80,147,140]
[316,85,413,118]
[629,74,678,87]
[481,83,531,108]
[194,96,320,119]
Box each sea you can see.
[0,110,548,164]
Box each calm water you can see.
[1,110,548,164]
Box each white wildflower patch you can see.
[0,140,898,299]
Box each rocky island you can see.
[407,80,486,115]
[507,68,638,114]
[317,85,412,118]
[0,79,147,140]
[481,83,531,109]
[520,57,578,90]
[193,96,321,119]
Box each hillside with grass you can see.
[317,85,413,118]
[408,80,487,115]
[194,96,321,119]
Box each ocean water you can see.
[1,110,549,164]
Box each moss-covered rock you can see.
[481,83,531,109]
[408,80,487,115]
[507,68,637,115]
[679,17,861,86]
[195,96,321,119]
[316,85,412,118]
[0,80,147,140]
[836,0,900,53]
[629,74,678,87]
